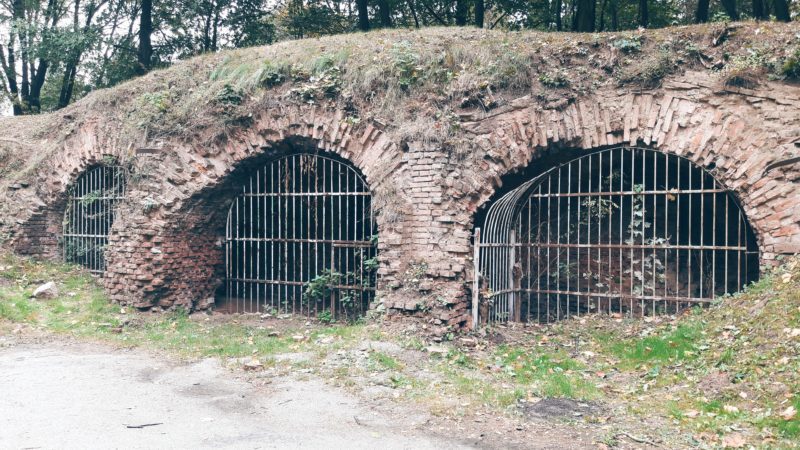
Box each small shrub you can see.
[259,61,286,87]
[391,41,422,90]
[617,50,675,88]
[538,70,570,88]
[317,309,333,324]
[781,47,800,80]
[612,35,643,54]
[216,84,244,106]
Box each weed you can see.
[538,70,570,88]
[610,322,704,366]
[617,50,675,88]
[370,351,402,371]
[612,36,643,54]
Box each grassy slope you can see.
[2,251,799,447]
[1,22,799,188]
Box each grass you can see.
[369,351,402,371]
[609,320,704,367]
[3,252,800,447]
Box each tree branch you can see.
[421,1,447,25]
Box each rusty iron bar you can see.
[476,146,759,325]
[225,153,377,318]
[63,165,126,275]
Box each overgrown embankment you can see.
[1,22,799,190]
[2,251,798,447]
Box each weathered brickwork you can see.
[3,70,800,331]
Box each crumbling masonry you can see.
[2,43,800,332]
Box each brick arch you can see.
[12,121,130,261]
[5,73,799,332]
[103,106,411,310]
[457,90,800,269]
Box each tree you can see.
[639,0,648,27]
[574,0,595,31]
[455,0,467,25]
[136,0,153,75]
[357,0,369,30]
[0,0,70,114]
[773,0,791,21]
[378,0,393,27]
[475,0,484,27]
[694,0,708,22]
[720,0,739,20]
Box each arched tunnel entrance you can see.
[62,164,127,274]
[475,145,760,324]
[220,151,378,320]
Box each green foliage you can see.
[139,91,173,114]
[370,351,402,371]
[390,41,422,91]
[612,36,643,54]
[781,47,800,80]
[302,269,343,304]
[610,321,704,366]
[538,70,570,88]
[216,84,244,106]
[317,309,334,324]
[721,48,773,88]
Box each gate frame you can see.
[222,151,378,319]
[472,145,760,327]
[62,164,127,275]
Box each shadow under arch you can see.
[164,136,378,319]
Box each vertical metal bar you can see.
[473,228,481,327]
[546,174,552,324]
[724,195,730,294]
[536,182,542,323]
[509,230,516,321]
[556,166,562,321]
[712,176,717,298]
[566,163,571,318]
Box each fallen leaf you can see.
[721,432,746,448]
[780,405,797,420]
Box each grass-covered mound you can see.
[1,22,799,189]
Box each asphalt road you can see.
[0,342,471,450]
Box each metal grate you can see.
[224,152,377,320]
[475,146,759,325]
[63,165,126,274]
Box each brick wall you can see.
[4,71,800,331]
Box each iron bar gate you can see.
[63,165,127,274]
[224,152,377,320]
[475,146,759,325]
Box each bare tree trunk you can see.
[574,0,595,31]
[752,0,767,19]
[638,0,648,27]
[695,0,709,22]
[773,0,791,21]
[555,0,562,30]
[357,0,370,31]
[136,0,153,75]
[720,0,739,20]
[475,0,484,27]
[377,0,392,26]
[610,0,618,29]
[598,0,607,30]
[408,0,420,27]
[455,0,467,25]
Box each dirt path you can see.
[0,341,474,450]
